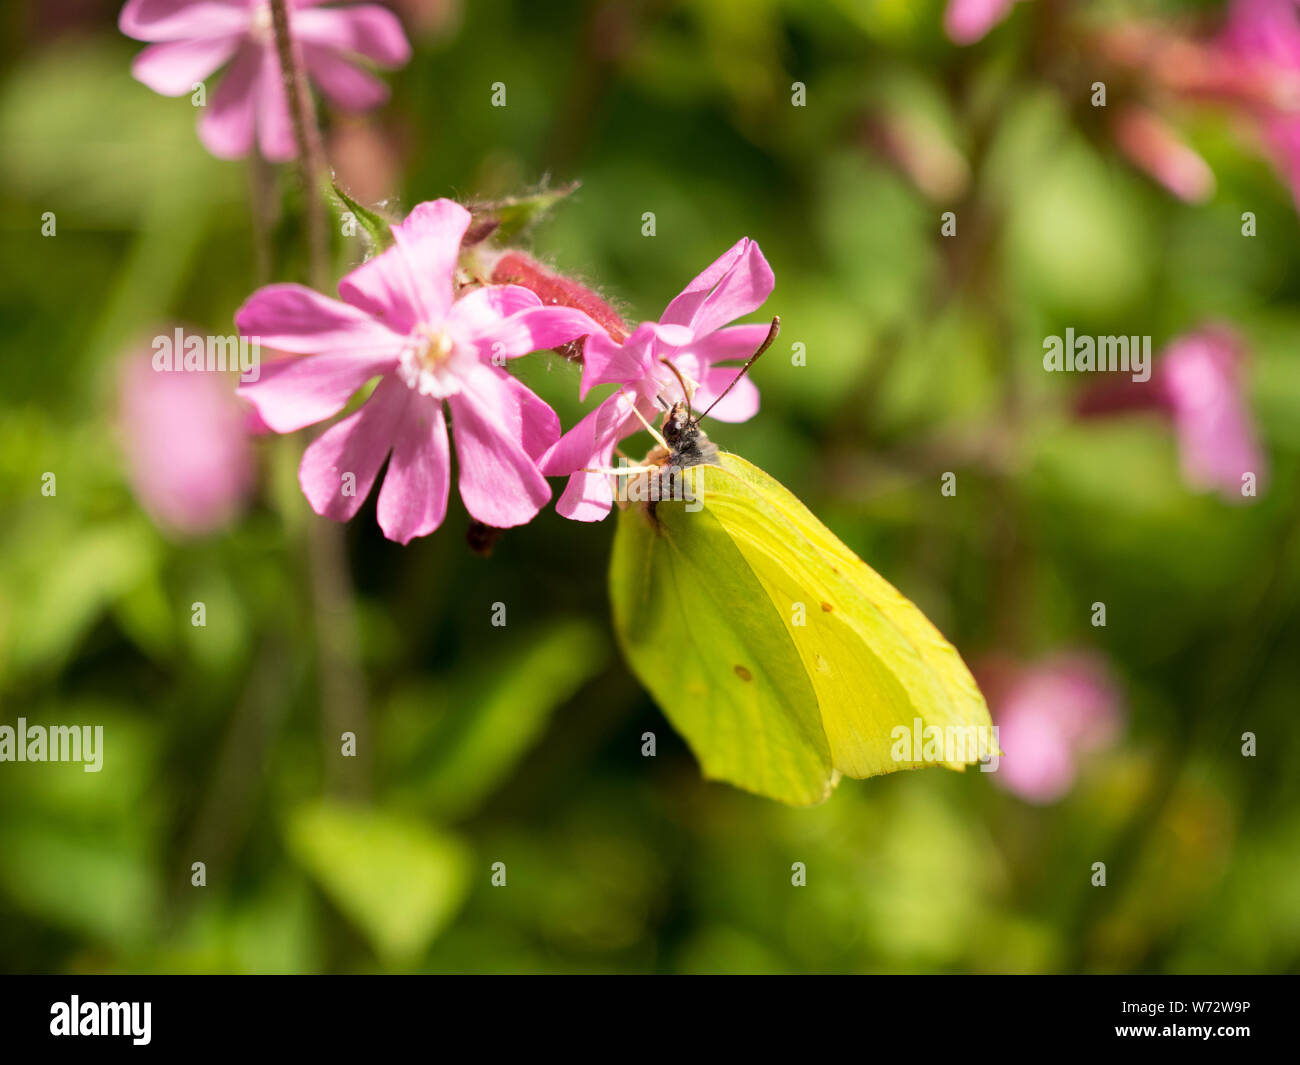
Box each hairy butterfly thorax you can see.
[631,402,720,526]
[660,402,720,469]
[628,318,781,524]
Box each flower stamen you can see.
[398,326,461,397]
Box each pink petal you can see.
[996,708,1078,804]
[1222,0,1300,68]
[377,399,451,543]
[382,199,471,327]
[120,0,251,41]
[443,285,542,339]
[462,363,560,460]
[555,470,616,523]
[460,305,604,364]
[944,0,1017,46]
[578,331,641,399]
[674,322,773,366]
[298,376,409,520]
[338,244,426,336]
[1112,108,1215,204]
[1262,116,1300,210]
[302,44,391,111]
[659,238,774,337]
[540,392,642,476]
[234,284,408,431]
[448,387,552,528]
[197,42,262,159]
[542,393,652,522]
[579,321,692,399]
[119,353,253,536]
[292,4,413,66]
[235,283,405,356]
[131,35,240,96]
[695,365,760,423]
[988,651,1124,804]
[257,45,296,162]
[238,355,398,433]
[660,240,748,327]
[1158,330,1268,500]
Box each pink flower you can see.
[119,0,411,161]
[1111,106,1216,204]
[983,654,1123,805]
[1155,327,1268,501]
[236,198,605,543]
[119,343,255,536]
[1220,0,1300,206]
[541,238,774,522]
[944,0,1022,45]
[1073,326,1267,502]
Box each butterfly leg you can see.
[582,464,661,476]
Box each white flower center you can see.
[652,355,700,406]
[398,326,463,398]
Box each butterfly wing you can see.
[700,453,994,779]
[610,480,835,805]
[609,452,993,805]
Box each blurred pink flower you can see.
[1221,0,1300,207]
[119,0,411,161]
[1111,106,1216,203]
[944,0,1022,45]
[540,238,773,522]
[1155,327,1268,502]
[984,654,1123,804]
[1073,326,1267,502]
[236,199,605,543]
[120,344,255,536]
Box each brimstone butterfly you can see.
[607,323,994,806]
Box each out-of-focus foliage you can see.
[0,0,1297,973]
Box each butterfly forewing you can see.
[697,454,993,779]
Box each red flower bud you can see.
[490,251,629,351]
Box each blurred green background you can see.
[1,0,1298,973]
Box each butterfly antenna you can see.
[696,316,780,423]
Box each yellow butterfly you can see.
[607,322,995,805]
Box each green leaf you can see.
[472,181,580,245]
[0,821,159,947]
[4,519,157,679]
[330,182,395,254]
[285,801,470,966]
[387,620,608,819]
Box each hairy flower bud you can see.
[490,251,629,350]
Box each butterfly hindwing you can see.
[610,484,835,805]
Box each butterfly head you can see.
[659,401,718,469]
